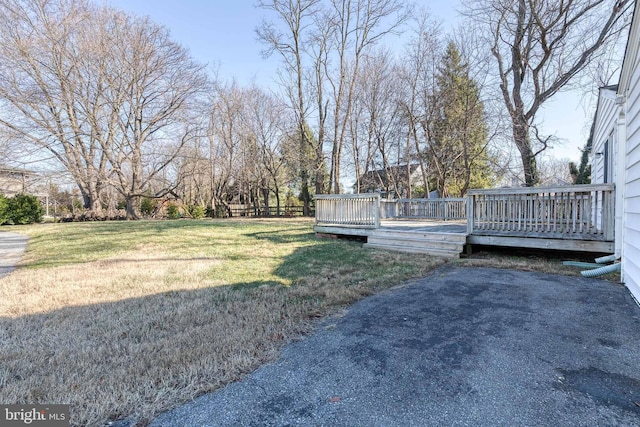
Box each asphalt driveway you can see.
[150,266,640,427]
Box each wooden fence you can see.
[315,194,380,228]
[467,184,615,240]
[229,205,311,217]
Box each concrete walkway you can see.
[0,232,28,278]
[150,266,640,427]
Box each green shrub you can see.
[0,194,8,224]
[140,197,155,216]
[188,204,206,219]
[72,199,84,214]
[166,202,180,219]
[205,205,228,218]
[7,194,44,224]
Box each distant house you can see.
[356,164,423,198]
[538,176,573,187]
[591,3,640,303]
[0,166,33,196]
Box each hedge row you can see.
[0,194,44,225]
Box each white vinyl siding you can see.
[591,89,618,185]
[623,29,640,303]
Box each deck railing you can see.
[396,198,466,220]
[467,184,615,241]
[316,195,466,224]
[315,194,380,228]
[315,185,615,243]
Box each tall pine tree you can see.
[428,42,495,197]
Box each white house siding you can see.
[620,4,640,304]
[623,62,640,303]
[591,88,619,185]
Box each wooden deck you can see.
[315,185,616,257]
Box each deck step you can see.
[366,236,464,252]
[369,229,467,243]
[363,242,461,258]
[364,229,466,257]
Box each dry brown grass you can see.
[455,247,621,281]
[0,219,446,426]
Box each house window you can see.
[603,130,615,184]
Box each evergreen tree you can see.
[428,42,495,197]
[570,137,592,185]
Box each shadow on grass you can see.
[0,283,302,426]
[243,226,317,245]
[0,236,380,426]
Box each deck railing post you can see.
[603,188,615,241]
[466,193,474,235]
[374,194,381,229]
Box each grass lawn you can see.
[0,218,449,426]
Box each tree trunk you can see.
[261,178,270,217]
[300,170,311,216]
[125,195,140,220]
[315,146,325,195]
[513,116,539,186]
[80,183,104,218]
[274,181,281,216]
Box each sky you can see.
[106,0,593,164]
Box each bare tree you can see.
[398,12,443,197]
[463,0,632,186]
[246,87,289,216]
[257,0,320,212]
[538,154,574,185]
[208,81,246,216]
[258,0,410,197]
[356,50,406,196]
[325,0,411,193]
[0,0,107,215]
[98,11,209,219]
[307,13,332,194]
[0,0,209,218]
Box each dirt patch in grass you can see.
[0,219,446,426]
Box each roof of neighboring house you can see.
[0,165,37,196]
[358,164,420,184]
[0,165,33,175]
[539,176,572,187]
